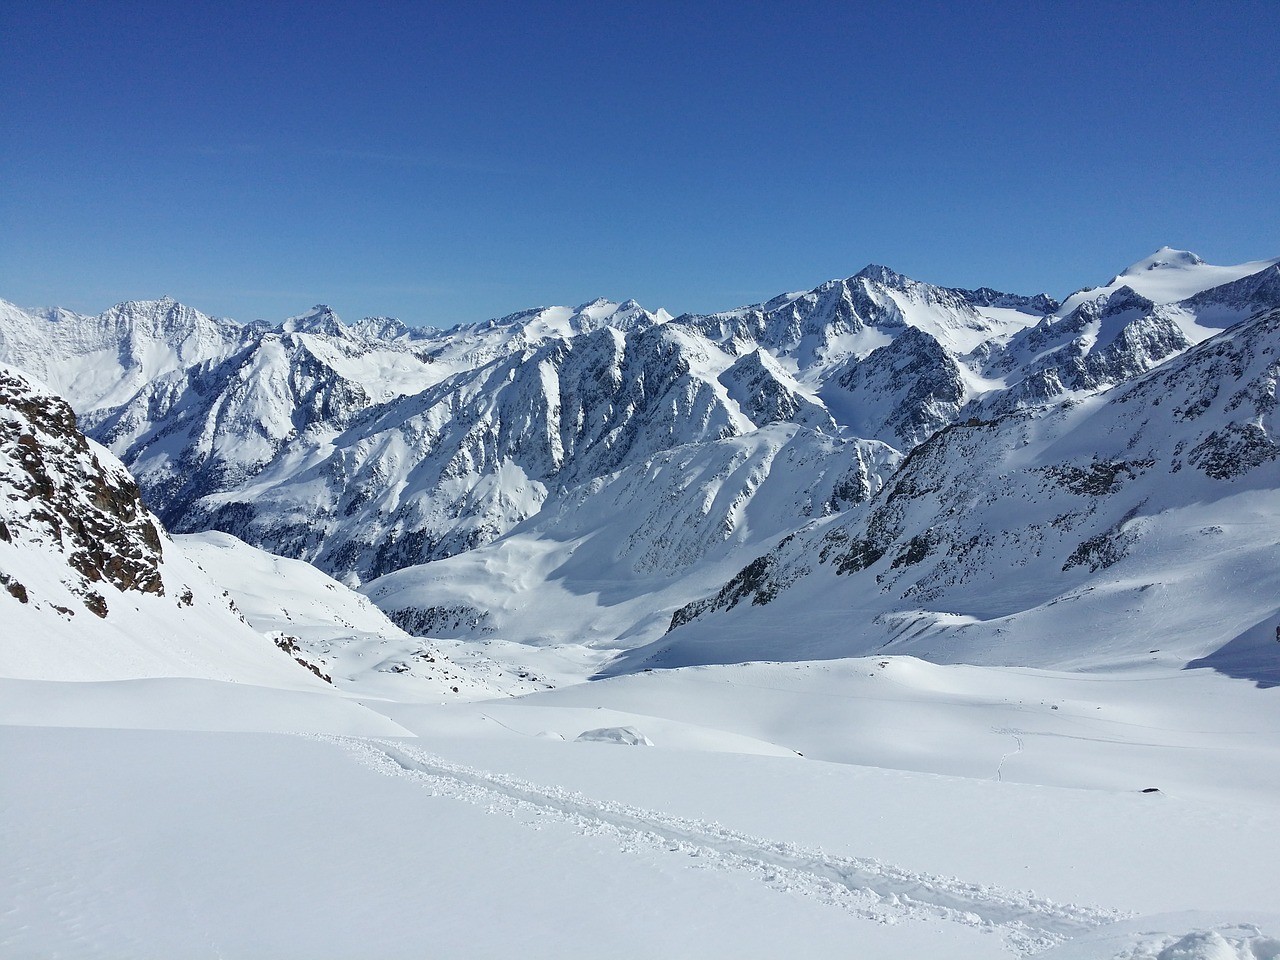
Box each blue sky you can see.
[3,0,1277,326]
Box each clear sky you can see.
[3,0,1277,327]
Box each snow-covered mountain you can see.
[0,361,500,700]
[365,422,899,652]
[2,248,1277,681]
[121,320,783,581]
[6,254,1280,960]
[650,304,1280,679]
[674,264,1049,376]
[0,296,248,413]
[0,363,327,685]
[976,250,1280,416]
[1055,247,1280,324]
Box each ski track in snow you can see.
[994,728,1026,783]
[320,735,1126,956]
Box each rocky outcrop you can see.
[0,366,165,615]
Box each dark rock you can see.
[0,367,166,600]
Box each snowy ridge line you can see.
[320,735,1126,956]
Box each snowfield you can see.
[3,661,1279,959]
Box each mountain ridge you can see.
[2,248,1277,685]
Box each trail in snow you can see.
[995,728,1026,783]
[321,735,1126,957]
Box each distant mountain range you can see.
[3,247,1278,682]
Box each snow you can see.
[362,422,897,652]
[3,657,1279,957]
[512,658,1280,805]
[3,250,1280,958]
[0,724,1013,959]
[0,537,332,687]
[0,368,332,688]
[575,725,654,745]
[0,677,411,736]
[175,530,550,699]
[1038,914,1280,960]
[1056,247,1280,318]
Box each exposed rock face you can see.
[0,365,459,691]
[952,287,1060,314]
[827,326,967,448]
[718,349,834,430]
[0,366,165,615]
[980,288,1191,416]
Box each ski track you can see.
[319,735,1126,956]
[994,728,1026,783]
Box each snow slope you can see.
[177,531,550,699]
[0,363,330,687]
[1056,247,1280,319]
[652,306,1280,679]
[365,422,899,651]
[3,654,1278,958]
[0,296,247,412]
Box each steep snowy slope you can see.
[0,297,248,412]
[143,322,807,582]
[177,531,544,699]
[416,297,671,372]
[645,306,1280,677]
[364,422,899,650]
[675,265,1049,380]
[981,251,1280,415]
[0,298,444,420]
[1056,247,1280,319]
[673,266,1054,447]
[85,327,437,531]
[0,364,330,686]
[822,325,973,448]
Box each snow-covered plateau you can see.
[2,248,1279,958]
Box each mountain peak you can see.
[854,264,910,286]
[353,315,410,340]
[281,304,347,336]
[108,296,182,312]
[1121,248,1205,276]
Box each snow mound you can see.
[1154,929,1280,960]
[1038,914,1280,960]
[575,726,653,746]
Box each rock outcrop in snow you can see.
[0,364,165,616]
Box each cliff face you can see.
[1,365,165,617]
